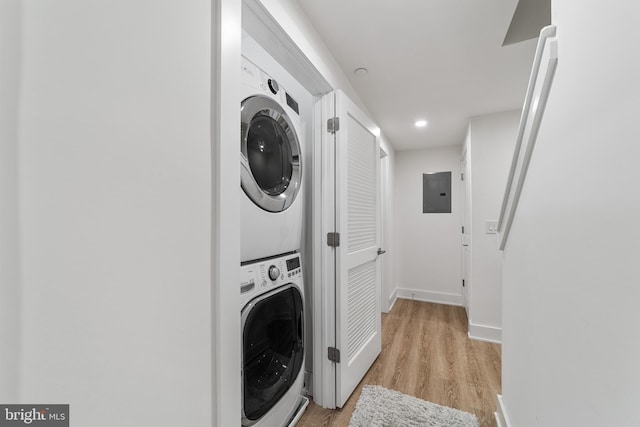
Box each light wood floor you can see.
[297,299,501,427]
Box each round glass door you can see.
[241,95,302,213]
[241,285,304,423]
[246,114,293,196]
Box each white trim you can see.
[379,147,391,314]
[396,289,464,307]
[388,288,399,311]
[460,141,471,316]
[495,395,514,427]
[317,92,337,409]
[212,0,242,425]
[311,95,325,407]
[498,25,558,250]
[468,322,502,344]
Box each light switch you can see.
[485,220,498,234]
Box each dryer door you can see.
[240,95,302,213]
[241,285,304,424]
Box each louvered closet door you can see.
[334,90,382,408]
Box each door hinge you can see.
[462,279,465,287]
[328,347,341,363]
[461,226,465,234]
[327,117,340,134]
[327,232,340,247]
[461,173,464,181]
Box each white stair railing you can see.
[497,25,559,250]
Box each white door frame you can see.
[312,93,338,408]
[314,102,388,408]
[212,1,242,426]
[460,145,471,317]
[379,146,391,313]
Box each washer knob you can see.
[268,265,280,281]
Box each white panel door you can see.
[333,90,382,407]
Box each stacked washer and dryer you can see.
[239,56,309,427]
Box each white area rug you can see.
[349,385,479,427]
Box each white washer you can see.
[240,253,308,427]
[240,56,304,263]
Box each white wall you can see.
[17,1,214,425]
[0,0,22,403]
[393,146,462,305]
[501,1,640,426]
[465,110,520,342]
[212,1,242,425]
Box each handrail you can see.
[497,25,558,250]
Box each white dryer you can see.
[240,253,308,427]
[240,57,304,263]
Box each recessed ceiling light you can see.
[415,120,428,128]
[354,67,368,77]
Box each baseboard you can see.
[396,288,464,306]
[387,288,398,312]
[468,322,502,344]
[495,395,513,427]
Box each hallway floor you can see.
[297,299,501,427]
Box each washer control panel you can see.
[268,265,280,281]
[240,253,303,304]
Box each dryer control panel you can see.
[240,253,303,306]
[241,56,300,117]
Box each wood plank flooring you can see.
[297,299,501,427]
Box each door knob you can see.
[377,248,386,255]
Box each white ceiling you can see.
[296,0,538,151]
